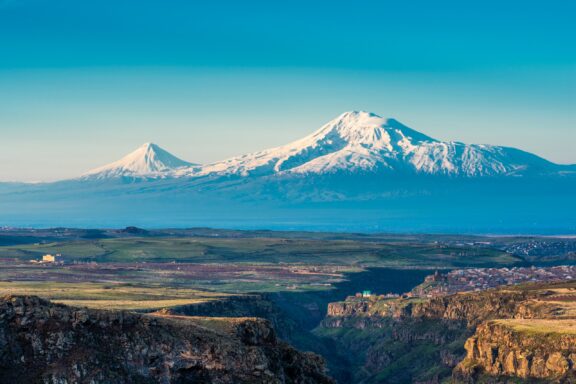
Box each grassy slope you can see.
[0,281,231,310]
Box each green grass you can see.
[0,234,521,317]
[0,236,521,267]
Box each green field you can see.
[0,231,524,314]
[0,236,521,267]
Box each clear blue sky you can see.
[0,0,574,181]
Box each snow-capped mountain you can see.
[2,112,574,232]
[82,143,195,179]
[178,111,566,178]
[79,111,573,181]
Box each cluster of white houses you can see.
[411,266,576,297]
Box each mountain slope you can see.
[82,143,195,179]
[177,111,569,179]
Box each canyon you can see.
[317,280,576,383]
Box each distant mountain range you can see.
[1,111,575,233]
[81,111,574,180]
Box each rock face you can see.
[320,297,470,383]
[325,289,557,327]
[454,320,576,383]
[149,293,355,384]
[0,295,334,384]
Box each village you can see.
[347,265,576,301]
[411,265,576,297]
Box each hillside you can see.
[0,295,333,384]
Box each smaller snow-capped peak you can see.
[82,143,195,179]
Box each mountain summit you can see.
[82,143,194,179]
[313,111,437,148]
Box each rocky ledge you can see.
[324,288,557,328]
[0,295,334,384]
[453,319,576,383]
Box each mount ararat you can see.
[1,111,574,233]
[81,111,573,180]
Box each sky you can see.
[0,0,574,182]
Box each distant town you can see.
[347,266,576,301]
[411,266,576,297]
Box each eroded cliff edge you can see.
[316,280,576,383]
[454,319,576,383]
[0,295,334,384]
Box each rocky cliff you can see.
[324,287,561,327]
[318,281,576,383]
[0,295,334,384]
[319,296,469,383]
[148,291,356,383]
[454,319,576,383]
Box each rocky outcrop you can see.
[325,289,557,329]
[454,320,576,383]
[150,294,295,340]
[0,295,334,384]
[151,292,357,384]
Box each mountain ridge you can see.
[81,111,574,181]
[1,111,574,232]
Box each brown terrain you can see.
[454,319,576,383]
[0,295,334,384]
